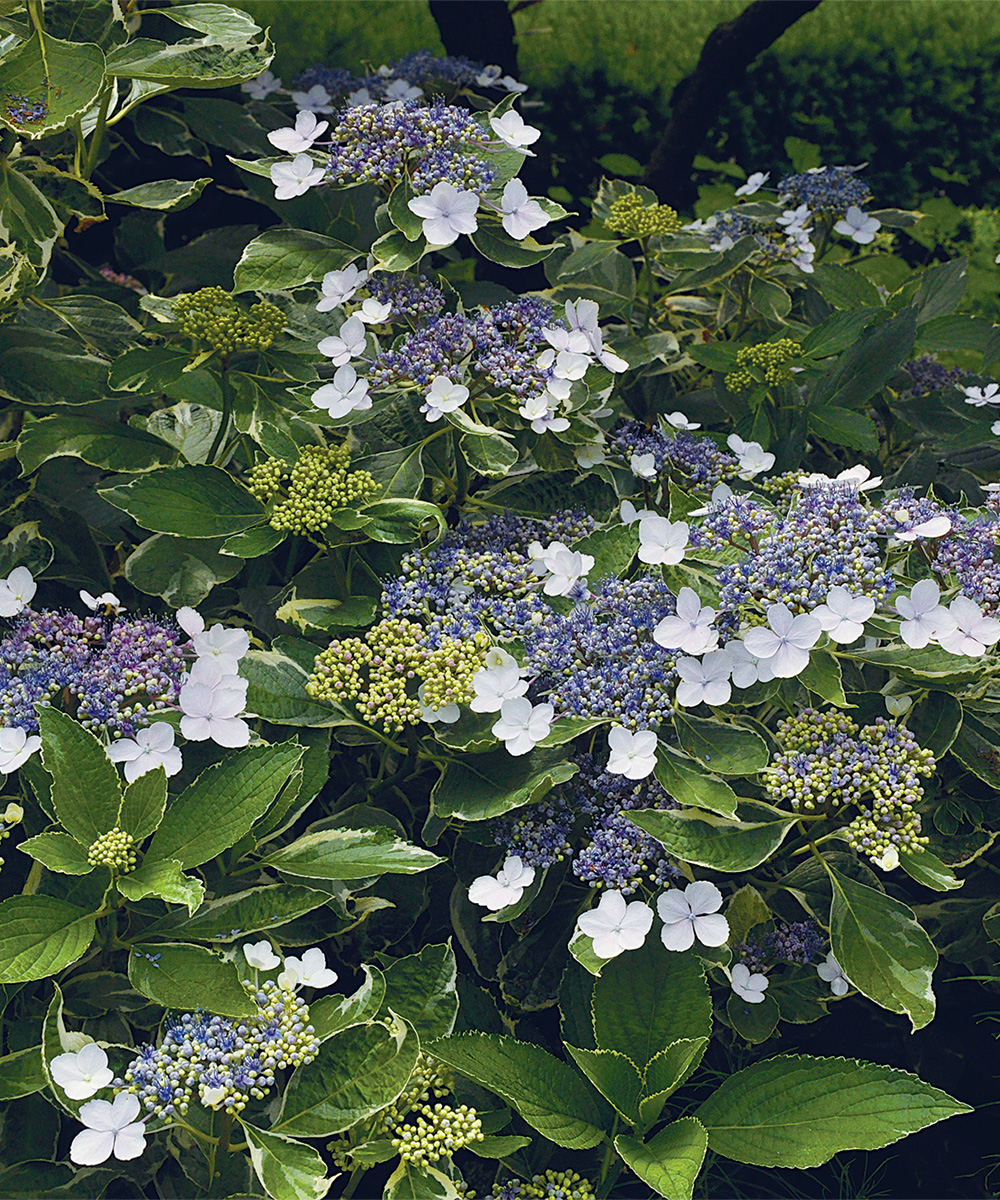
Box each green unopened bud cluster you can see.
[492,1170,595,1199]
[307,620,487,731]
[604,193,682,239]
[726,337,800,391]
[391,1102,483,1165]
[87,827,138,873]
[174,286,284,354]
[0,802,23,868]
[248,444,381,535]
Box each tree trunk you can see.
[644,0,822,209]
[428,1,519,77]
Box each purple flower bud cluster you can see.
[870,487,957,538]
[900,354,973,398]
[777,165,872,213]
[369,312,475,389]
[611,420,740,489]
[366,274,445,321]
[472,298,561,400]
[935,509,1000,614]
[735,919,824,970]
[292,65,357,95]
[295,51,485,101]
[326,99,494,196]
[0,608,185,738]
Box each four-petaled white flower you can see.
[421,375,469,422]
[316,264,368,311]
[630,453,657,480]
[540,542,595,597]
[565,299,599,333]
[542,325,590,355]
[885,693,913,718]
[834,206,881,244]
[243,940,280,971]
[653,587,718,654]
[499,179,550,240]
[179,682,250,747]
[874,844,900,872]
[893,515,951,543]
[318,316,367,366]
[936,595,1000,657]
[241,71,283,100]
[106,722,182,783]
[468,855,535,910]
[386,79,423,101]
[725,639,776,689]
[499,75,528,94]
[470,665,528,713]
[992,419,1000,436]
[619,499,655,526]
[81,590,121,614]
[176,606,204,639]
[776,204,811,234]
[638,516,689,566]
[408,182,480,246]
[675,651,733,708]
[0,566,36,617]
[193,625,250,675]
[267,109,329,154]
[289,84,334,113]
[894,579,953,649]
[312,364,372,418]
[811,586,875,644]
[800,465,881,492]
[726,435,775,480]
[574,442,606,469]
[735,171,769,196]
[346,88,372,107]
[475,65,503,87]
[270,154,326,200]
[577,889,654,959]
[282,946,338,990]
[51,1043,114,1100]
[519,393,569,434]
[665,411,700,431]
[658,881,729,952]
[816,953,850,997]
[730,962,769,1004]
[0,726,41,773]
[606,727,658,781]
[490,110,541,153]
[743,603,821,678]
[356,298,392,325]
[491,697,554,756]
[70,1092,146,1165]
[960,382,1000,406]
[689,484,734,518]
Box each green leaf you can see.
[106,178,211,212]
[839,642,983,687]
[354,445,424,500]
[222,524,286,559]
[243,649,360,728]
[361,498,446,545]
[0,1045,45,1103]
[597,153,644,177]
[99,465,265,538]
[672,712,768,776]
[242,1121,332,1200]
[127,941,256,1017]
[142,883,329,943]
[898,847,963,892]
[41,983,83,1118]
[615,1117,708,1200]
[631,801,795,872]
[798,649,849,707]
[17,416,177,476]
[573,523,639,583]
[38,706,122,847]
[233,228,358,292]
[125,532,244,607]
[460,429,518,479]
[470,226,556,267]
[0,522,53,578]
[695,1054,970,1167]
[828,864,937,1031]
[147,741,302,869]
[386,178,424,241]
[913,257,967,325]
[118,767,167,842]
[0,327,109,405]
[726,991,780,1044]
[309,964,386,1040]
[384,1162,463,1200]
[639,1039,709,1128]
[371,228,426,270]
[564,1045,641,1122]
[0,896,96,983]
[0,34,105,140]
[811,308,916,410]
[653,746,738,818]
[949,709,1000,788]
[592,938,711,1071]
[807,406,879,454]
[431,748,576,821]
[261,826,444,880]
[107,346,191,393]
[748,275,791,323]
[907,694,962,757]
[380,943,457,1041]
[117,858,205,914]
[535,716,607,748]
[428,1033,606,1149]
[276,1020,419,1136]
[18,831,93,875]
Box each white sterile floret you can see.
[960,382,1000,406]
[267,109,329,154]
[657,881,729,952]
[282,946,338,989]
[289,84,334,113]
[408,182,480,246]
[542,324,590,354]
[421,375,469,422]
[653,587,718,654]
[742,602,821,678]
[630,452,657,481]
[583,324,629,373]
[491,697,554,756]
[619,500,656,526]
[106,722,182,783]
[316,264,368,311]
[574,442,606,469]
[386,79,422,101]
[799,465,881,492]
[833,206,881,244]
[70,1092,147,1165]
[936,594,1000,657]
[470,665,527,713]
[637,516,689,566]
[689,483,734,518]
[605,727,658,781]
[874,844,900,872]
[665,411,700,431]
[242,70,282,99]
[810,586,875,644]
[346,88,371,107]
[885,693,913,718]
[193,624,250,675]
[540,543,595,596]
[81,590,121,613]
[318,316,367,366]
[312,365,372,418]
[675,650,732,708]
[816,952,850,997]
[51,1043,114,1101]
[724,638,776,688]
[565,298,599,333]
[500,75,527,94]
[179,682,250,748]
[356,298,392,325]
[468,855,535,910]
[270,154,326,200]
[419,683,460,725]
[893,515,952,543]
[499,178,551,240]
[0,567,36,617]
[894,579,954,649]
[735,171,769,196]
[726,435,775,480]
[476,65,503,87]
[0,726,41,773]
[776,204,811,233]
[992,420,1000,436]
[484,647,518,671]
[175,606,205,638]
[577,889,653,959]
[730,963,769,1004]
[243,940,281,971]
[489,110,541,154]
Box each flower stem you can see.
[208,358,234,466]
